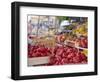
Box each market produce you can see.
[81,50,88,56]
[28,44,87,65]
[78,37,88,48]
[56,34,66,43]
[34,36,56,47]
[72,23,87,36]
[63,33,88,48]
[65,34,77,42]
[28,44,51,58]
[49,45,87,65]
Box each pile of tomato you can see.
[28,44,87,65]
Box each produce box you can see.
[28,56,50,66]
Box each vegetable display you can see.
[28,16,88,66]
[28,44,87,65]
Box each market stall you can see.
[27,16,88,66]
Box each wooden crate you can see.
[28,56,50,66]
